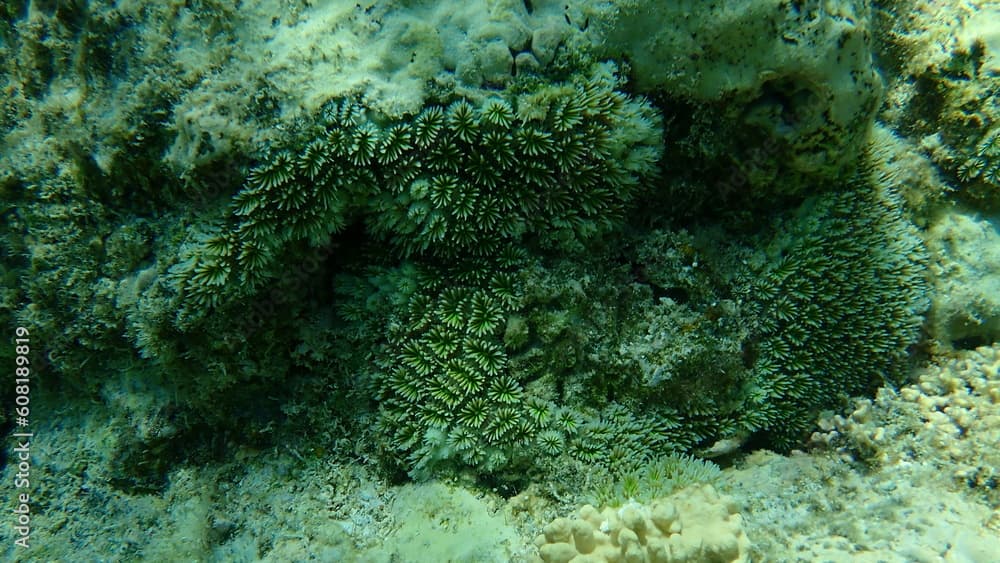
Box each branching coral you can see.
[366,75,661,257]
[170,68,662,322]
[342,259,536,476]
[317,149,932,481]
[484,163,930,468]
[739,168,930,448]
[590,453,722,507]
[957,125,1000,192]
[161,67,669,477]
[882,38,1000,210]
[6,14,930,487]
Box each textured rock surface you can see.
[925,209,1000,349]
[591,0,882,184]
[725,448,1000,563]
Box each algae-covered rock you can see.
[925,209,1000,350]
[590,0,882,195]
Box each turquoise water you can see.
[1,1,999,561]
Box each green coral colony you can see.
[166,65,928,480]
[5,30,929,491]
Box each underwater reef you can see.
[1,0,999,561]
